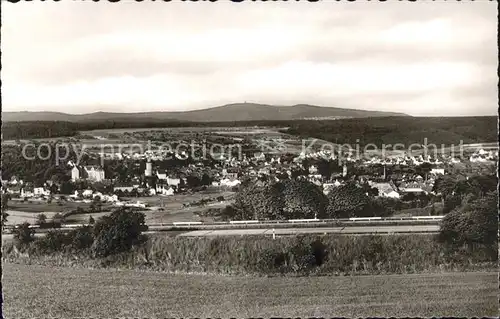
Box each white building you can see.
[219,179,241,187]
[430,168,445,175]
[82,189,93,198]
[145,160,152,177]
[33,187,50,197]
[71,166,80,182]
[84,166,105,182]
[166,177,181,187]
[156,171,167,180]
[156,185,175,196]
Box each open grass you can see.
[4,234,496,277]
[6,200,114,214]
[2,263,497,317]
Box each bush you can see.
[30,230,70,254]
[4,233,497,275]
[52,213,65,223]
[233,180,327,220]
[91,208,148,257]
[326,182,372,218]
[35,213,47,225]
[256,247,287,273]
[68,226,94,251]
[13,222,35,247]
[439,191,498,256]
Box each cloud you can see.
[1,1,497,116]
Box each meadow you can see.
[2,263,496,317]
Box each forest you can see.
[283,116,497,147]
[2,116,497,146]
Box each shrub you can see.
[68,226,94,251]
[256,247,287,273]
[439,191,498,256]
[233,180,327,220]
[326,182,371,218]
[52,213,65,223]
[13,222,35,248]
[91,208,148,257]
[30,230,70,254]
[36,213,47,225]
[287,238,317,273]
[1,211,9,228]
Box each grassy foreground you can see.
[3,234,496,276]
[2,263,497,317]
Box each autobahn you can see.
[176,224,440,237]
[2,216,444,238]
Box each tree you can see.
[439,191,498,253]
[92,196,103,212]
[52,213,65,224]
[2,193,10,211]
[36,213,47,225]
[13,222,35,247]
[201,173,212,186]
[233,182,282,220]
[91,208,148,257]
[326,182,372,218]
[186,175,202,188]
[1,194,10,228]
[60,181,75,195]
[1,211,9,228]
[361,181,379,197]
[280,179,328,219]
[88,215,95,225]
[233,180,328,220]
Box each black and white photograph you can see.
[1,0,498,317]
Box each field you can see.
[2,263,496,317]
[4,190,235,226]
[6,200,114,214]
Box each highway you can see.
[176,224,440,237]
[1,224,440,240]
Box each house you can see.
[101,194,118,202]
[6,185,22,195]
[114,186,135,193]
[82,189,94,198]
[33,187,51,197]
[8,176,22,185]
[71,166,80,182]
[430,168,445,175]
[308,165,318,174]
[157,170,168,180]
[323,182,341,195]
[156,185,175,196]
[253,152,266,161]
[219,178,241,187]
[84,166,105,182]
[166,177,181,187]
[370,182,400,199]
[398,182,426,194]
[92,192,104,199]
[21,188,34,198]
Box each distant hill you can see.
[284,116,498,147]
[1,103,409,123]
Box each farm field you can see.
[6,200,113,214]
[79,126,287,135]
[4,191,235,225]
[2,263,497,318]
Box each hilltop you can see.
[2,103,409,123]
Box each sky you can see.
[1,1,497,116]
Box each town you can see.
[1,136,497,226]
